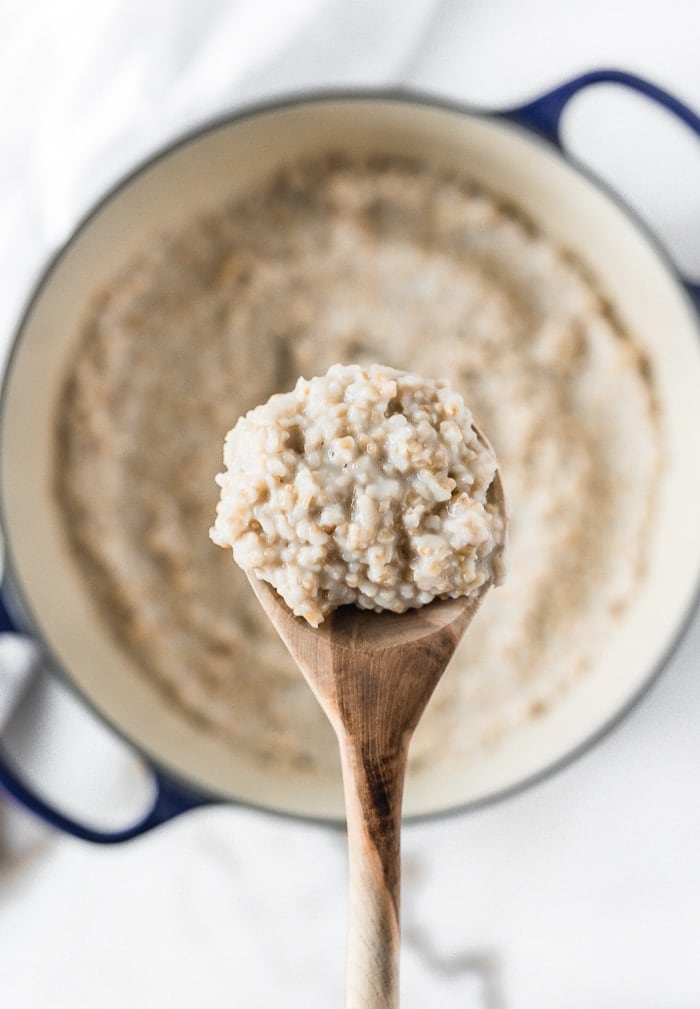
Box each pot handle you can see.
[508,68,700,310]
[0,591,210,843]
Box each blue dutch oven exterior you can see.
[1,68,699,842]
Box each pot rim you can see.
[2,83,700,828]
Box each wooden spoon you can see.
[247,467,506,1009]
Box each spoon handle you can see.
[339,736,408,1009]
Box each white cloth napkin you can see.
[1,2,700,1007]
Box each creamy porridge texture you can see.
[56,155,660,779]
[211,363,505,626]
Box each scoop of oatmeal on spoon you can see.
[211,362,505,626]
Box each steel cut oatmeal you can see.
[55,154,660,780]
[210,364,505,626]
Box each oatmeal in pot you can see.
[55,154,660,779]
[211,363,505,626]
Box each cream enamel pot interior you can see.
[1,70,700,842]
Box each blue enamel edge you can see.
[0,749,209,843]
[508,68,700,146]
[0,585,208,842]
[0,586,19,634]
[686,283,700,311]
[509,68,700,306]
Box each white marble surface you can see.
[2,1,700,1006]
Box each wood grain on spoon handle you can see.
[340,734,405,1009]
[331,654,428,1009]
[325,624,477,1009]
